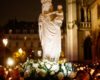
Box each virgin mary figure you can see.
[38,0,64,61]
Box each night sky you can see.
[0,0,66,26]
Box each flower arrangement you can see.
[18,58,73,80]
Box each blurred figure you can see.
[20,72,24,80]
[75,70,90,80]
[0,66,5,80]
[93,65,100,80]
[10,69,20,80]
[96,32,100,61]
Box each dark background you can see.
[0,0,66,26]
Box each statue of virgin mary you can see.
[38,0,64,61]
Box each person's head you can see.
[75,70,90,80]
[57,5,63,12]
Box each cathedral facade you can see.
[65,0,100,62]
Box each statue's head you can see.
[57,5,63,12]
[41,0,52,4]
[57,5,63,10]
[41,0,52,13]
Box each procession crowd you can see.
[0,61,100,80]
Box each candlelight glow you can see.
[7,57,14,66]
[2,38,8,47]
[18,48,23,54]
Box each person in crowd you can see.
[10,68,20,80]
[75,70,90,80]
[0,66,5,80]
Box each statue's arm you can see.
[56,12,64,21]
[52,12,64,27]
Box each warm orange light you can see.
[7,57,14,66]
[2,38,8,47]
[18,48,23,55]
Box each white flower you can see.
[65,63,73,76]
[43,59,48,63]
[33,63,39,68]
[51,63,59,72]
[40,61,44,66]
[30,59,34,64]
[61,63,67,76]
[65,63,72,68]
[26,65,31,72]
[45,63,51,69]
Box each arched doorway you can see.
[83,35,92,60]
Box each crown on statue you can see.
[41,0,52,4]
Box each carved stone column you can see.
[66,0,78,62]
[84,7,87,22]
